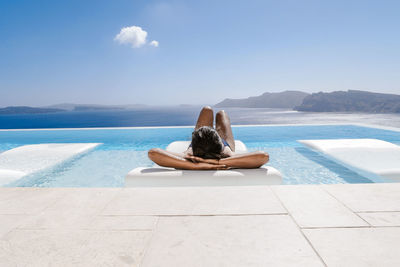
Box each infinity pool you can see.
[1,124,399,187]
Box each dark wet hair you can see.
[191,126,224,159]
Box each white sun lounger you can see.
[125,140,282,187]
[299,138,400,182]
[0,143,101,186]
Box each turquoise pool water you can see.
[1,124,399,187]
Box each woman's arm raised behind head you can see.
[219,151,269,169]
[148,148,228,170]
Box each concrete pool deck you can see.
[1,183,400,266]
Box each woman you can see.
[148,106,269,170]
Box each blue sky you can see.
[1,0,399,106]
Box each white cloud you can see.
[114,26,147,48]
[149,40,159,47]
[114,26,158,48]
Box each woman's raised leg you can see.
[195,106,214,130]
[216,110,235,151]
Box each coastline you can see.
[0,122,399,132]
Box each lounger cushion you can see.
[126,166,282,187]
[125,140,282,187]
[0,143,101,186]
[299,138,400,182]
[0,169,26,185]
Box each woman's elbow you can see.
[257,152,269,166]
[148,148,162,161]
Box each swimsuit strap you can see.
[221,138,231,149]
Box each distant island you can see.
[45,103,146,111]
[214,91,309,108]
[0,104,146,115]
[0,106,65,115]
[295,90,400,113]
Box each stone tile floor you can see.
[0,183,399,266]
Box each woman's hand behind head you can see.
[184,155,220,165]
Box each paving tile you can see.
[17,210,95,230]
[303,227,400,267]
[272,185,368,228]
[358,212,400,226]
[0,188,68,215]
[45,188,121,214]
[102,186,285,216]
[0,229,87,266]
[16,189,121,230]
[102,187,195,215]
[0,215,29,238]
[0,229,152,267]
[78,230,152,266]
[88,216,157,230]
[0,188,30,201]
[323,183,400,212]
[188,186,285,215]
[142,215,323,267]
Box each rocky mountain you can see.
[214,91,309,108]
[295,90,400,113]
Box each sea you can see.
[1,106,400,129]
